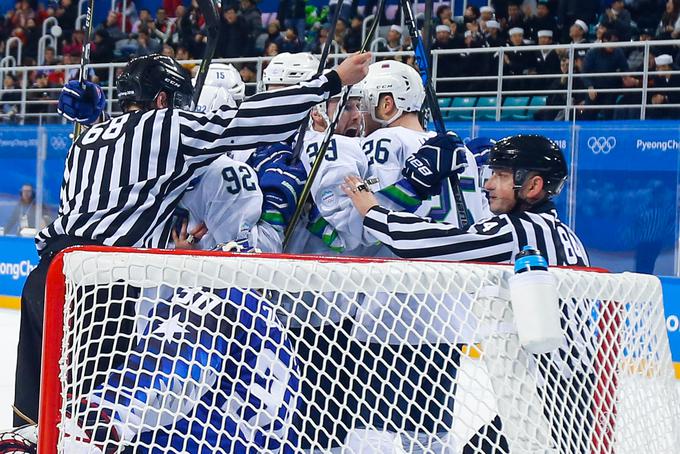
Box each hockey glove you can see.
[247,143,294,173]
[466,137,496,168]
[258,160,307,227]
[402,132,468,199]
[57,80,107,125]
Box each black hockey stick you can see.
[191,0,220,108]
[290,1,344,162]
[400,0,470,229]
[283,0,386,250]
[72,0,94,139]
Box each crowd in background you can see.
[0,0,678,120]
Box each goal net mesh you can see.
[40,248,680,453]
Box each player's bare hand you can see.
[341,175,379,217]
[172,221,208,250]
[335,52,372,86]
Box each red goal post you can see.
[39,246,680,453]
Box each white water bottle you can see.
[508,246,564,354]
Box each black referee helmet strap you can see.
[117,54,193,110]
[487,134,568,196]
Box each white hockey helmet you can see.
[263,52,319,87]
[362,60,425,126]
[192,63,245,112]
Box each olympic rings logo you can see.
[50,136,69,150]
[587,136,616,155]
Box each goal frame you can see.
[38,245,633,453]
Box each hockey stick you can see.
[282,0,386,250]
[290,1,344,162]
[400,0,470,229]
[72,0,94,139]
[191,0,220,108]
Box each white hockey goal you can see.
[39,247,680,453]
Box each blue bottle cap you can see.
[514,246,548,273]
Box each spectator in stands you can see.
[176,45,192,62]
[657,0,680,39]
[525,0,557,42]
[170,5,189,48]
[1,74,20,121]
[557,0,599,42]
[135,28,161,56]
[532,30,560,89]
[264,41,279,58]
[277,0,306,44]
[22,17,38,60]
[4,184,50,235]
[627,27,654,71]
[161,43,175,57]
[240,0,264,44]
[304,24,327,53]
[581,29,629,119]
[61,29,84,58]
[132,8,152,34]
[464,5,481,23]
[276,26,303,54]
[344,16,363,53]
[503,27,533,92]
[569,19,589,45]
[378,24,403,53]
[218,5,253,57]
[432,24,461,93]
[98,10,127,42]
[535,55,585,120]
[151,8,173,43]
[435,4,454,27]
[459,29,494,93]
[485,20,504,46]
[599,0,632,41]
[648,53,680,118]
[239,64,257,96]
[333,18,348,51]
[26,71,54,123]
[501,1,525,39]
[11,1,34,29]
[90,29,114,82]
[479,6,495,30]
[264,20,282,51]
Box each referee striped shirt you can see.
[364,200,589,266]
[36,72,343,255]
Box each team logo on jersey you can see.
[320,189,335,207]
[587,136,616,155]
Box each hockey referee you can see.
[344,134,592,452]
[13,52,371,426]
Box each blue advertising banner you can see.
[660,276,680,378]
[0,236,38,309]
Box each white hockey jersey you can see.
[296,130,379,255]
[178,155,282,252]
[362,126,490,227]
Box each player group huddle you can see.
[142,53,492,256]
[5,50,588,454]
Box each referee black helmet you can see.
[487,134,567,196]
[117,54,193,111]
